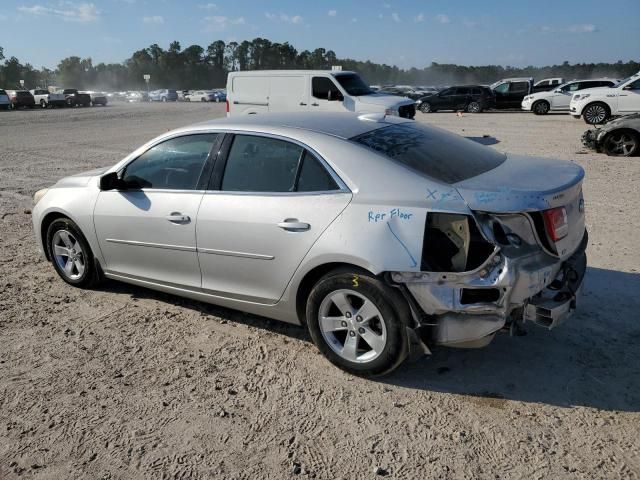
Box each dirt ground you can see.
[0,103,639,480]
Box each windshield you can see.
[334,74,372,96]
[351,122,506,184]
[614,76,634,87]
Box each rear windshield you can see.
[351,122,506,184]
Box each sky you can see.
[0,0,639,70]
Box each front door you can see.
[310,76,345,112]
[196,133,351,304]
[619,78,640,113]
[93,133,220,288]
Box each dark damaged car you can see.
[582,113,640,157]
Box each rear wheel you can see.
[162,96,167,102]
[306,270,409,376]
[46,218,100,288]
[603,130,639,157]
[40,99,47,109]
[532,100,550,115]
[583,102,610,124]
[466,101,482,113]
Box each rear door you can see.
[434,88,457,110]
[269,75,309,112]
[507,81,530,108]
[229,75,270,114]
[196,133,351,304]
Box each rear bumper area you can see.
[392,231,588,348]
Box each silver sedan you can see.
[31,113,587,376]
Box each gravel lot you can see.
[0,103,639,479]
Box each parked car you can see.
[581,113,640,157]
[490,77,533,109]
[30,88,67,108]
[126,91,149,103]
[379,86,424,101]
[0,89,11,110]
[532,78,565,93]
[417,85,495,113]
[186,90,218,102]
[149,89,178,102]
[31,112,587,376]
[522,79,618,115]
[570,72,640,124]
[227,70,415,119]
[211,89,226,102]
[89,92,108,106]
[6,90,36,108]
[59,89,91,107]
[177,90,190,101]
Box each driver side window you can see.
[122,134,219,190]
[312,77,341,100]
[493,83,509,94]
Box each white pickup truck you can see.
[30,89,67,108]
[569,71,640,124]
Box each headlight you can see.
[385,108,399,116]
[33,188,49,206]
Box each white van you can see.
[226,70,416,119]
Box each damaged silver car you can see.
[31,113,587,376]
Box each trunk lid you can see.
[454,154,585,259]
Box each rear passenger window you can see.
[509,82,529,94]
[471,88,482,95]
[456,87,470,95]
[297,153,339,192]
[222,135,303,192]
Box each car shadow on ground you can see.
[96,266,639,412]
[380,266,640,412]
[466,135,500,146]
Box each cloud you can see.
[328,9,337,17]
[391,12,400,22]
[204,15,245,31]
[17,2,100,22]
[463,19,477,28]
[383,3,390,8]
[198,3,217,9]
[435,14,450,24]
[569,23,597,33]
[265,12,303,24]
[142,15,164,24]
[414,13,424,23]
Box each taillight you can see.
[225,99,229,113]
[543,207,569,242]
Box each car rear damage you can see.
[387,155,588,350]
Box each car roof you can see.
[228,70,357,76]
[191,112,411,139]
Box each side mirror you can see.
[99,171,125,191]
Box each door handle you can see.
[311,103,319,107]
[277,219,310,232]
[299,102,307,106]
[166,212,191,224]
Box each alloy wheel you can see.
[51,230,85,280]
[534,101,549,114]
[604,132,638,156]
[467,102,481,113]
[420,103,432,113]
[318,289,387,364]
[585,104,607,124]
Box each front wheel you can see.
[46,218,100,288]
[583,103,610,124]
[40,99,47,109]
[419,102,433,113]
[603,130,639,157]
[532,100,550,115]
[306,270,409,376]
[162,96,167,102]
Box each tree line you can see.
[0,40,638,91]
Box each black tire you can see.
[201,97,206,102]
[306,269,409,376]
[40,99,47,109]
[532,100,550,115]
[419,102,433,113]
[466,101,482,113]
[162,96,167,102]
[602,130,639,157]
[583,102,610,125]
[46,218,100,288]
